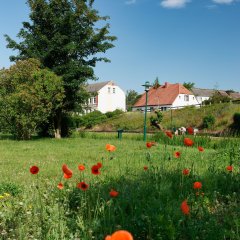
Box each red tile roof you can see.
[134,82,192,107]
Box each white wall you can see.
[97,83,126,113]
[196,96,210,104]
[172,94,199,108]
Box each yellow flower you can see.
[0,195,4,200]
[4,193,10,197]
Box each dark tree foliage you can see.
[5,0,116,137]
[153,77,160,89]
[183,82,195,91]
[126,90,141,111]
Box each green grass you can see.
[0,137,239,239]
[93,102,240,132]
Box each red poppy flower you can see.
[30,166,39,175]
[198,146,204,152]
[193,181,202,189]
[174,151,181,158]
[91,165,100,175]
[143,166,148,170]
[97,162,102,168]
[146,142,156,148]
[187,127,194,135]
[165,131,173,139]
[226,165,233,172]
[105,230,133,240]
[78,164,85,171]
[62,164,73,179]
[110,189,119,198]
[184,138,194,147]
[181,200,190,215]
[57,183,64,190]
[77,182,89,191]
[106,144,116,152]
[182,168,190,176]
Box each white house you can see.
[133,82,199,111]
[84,81,126,113]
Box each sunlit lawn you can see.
[0,136,239,239]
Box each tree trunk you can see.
[54,111,62,139]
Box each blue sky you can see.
[0,0,239,93]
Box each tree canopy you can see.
[0,59,64,140]
[5,0,116,137]
[183,82,195,91]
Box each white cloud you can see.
[125,0,136,5]
[212,0,235,3]
[160,0,190,8]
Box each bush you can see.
[105,109,124,118]
[81,111,107,128]
[233,113,240,129]
[202,115,216,129]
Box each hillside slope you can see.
[92,103,240,132]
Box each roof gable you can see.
[86,81,113,93]
[134,82,192,107]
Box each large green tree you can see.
[5,0,116,138]
[0,59,64,140]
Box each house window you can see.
[89,98,92,104]
[184,95,189,101]
[179,96,181,99]
[93,96,96,104]
[193,97,195,100]
[113,88,115,93]
[108,87,111,93]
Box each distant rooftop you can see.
[86,81,115,92]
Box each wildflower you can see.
[184,138,194,147]
[226,165,233,172]
[174,151,181,158]
[187,127,194,135]
[30,165,39,175]
[181,200,190,215]
[143,166,148,170]
[166,131,173,139]
[78,164,85,171]
[146,142,156,148]
[77,182,89,191]
[57,183,64,190]
[193,181,202,189]
[110,189,119,198]
[105,230,133,240]
[106,144,116,152]
[0,195,4,200]
[97,162,103,168]
[4,193,10,197]
[91,165,100,175]
[62,164,73,179]
[182,168,190,176]
[198,146,204,152]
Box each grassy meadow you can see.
[0,135,239,239]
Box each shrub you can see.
[233,113,240,129]
[82,111,107,128]
[105,109,124,118]
[202,115,216,129]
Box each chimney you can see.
[164,82,169,88]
